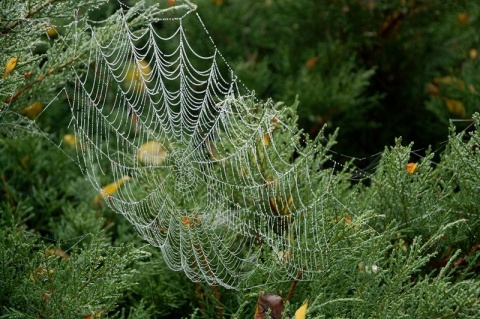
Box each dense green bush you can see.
[1,0,479,318]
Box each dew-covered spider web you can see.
[48,0,377,289]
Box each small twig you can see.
[193,242,224,318]
[284,268,304,302]
[4,56,79,104]
[1,0,59,34]
[211,285,223,319]
[194,282,206,311]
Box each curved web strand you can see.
[62,1,363,289]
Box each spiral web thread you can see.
[59,0,372,290]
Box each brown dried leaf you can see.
[254,293,284,319]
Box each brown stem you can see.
[193,242,223,318]
[211,285,223,319]
[194,282,206,312]
[284,268,304,302]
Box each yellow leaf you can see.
[95,176,131,204]
[457,12,470,26]
[433,76,465,90]
[20,102,43,119]
[181,213,201,228]
[124,60,151,92]
[63,134,86,150]
[101,176,131,197]
[45,23,58,37]
[137,141,167,165]
[269,197,278,215]
[306,56,319,70]
[444,98,466,117]
[345,214,352,224]
[425,83,440,96]
[276,249,291,265]
[281,195,293,215]
[262,133,271,146]
[469,48,478,60]
[46,248,69,260]
[181,216,192,227]
[294,300,308,319]
[406,162,417,174]
[63,134,77,147]
[3,57,18,78]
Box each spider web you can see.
[56,0,372,289]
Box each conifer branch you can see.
[4,56,80,104]
[1,0,60,34]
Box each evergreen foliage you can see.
[1,0,479,318]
